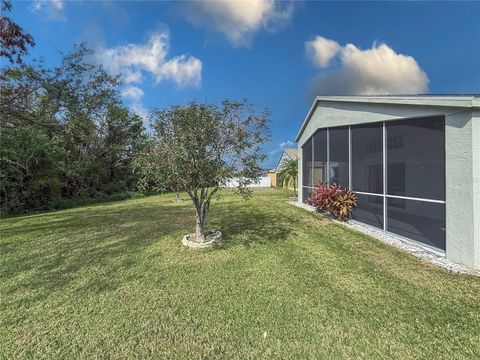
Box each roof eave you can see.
[295,95,479,142]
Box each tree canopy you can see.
[147,100,270,241]
[1,43,145,214]
[0,3,271,225]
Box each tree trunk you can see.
[195,217,205,242]
[190,189,215,243]
[193,198,208,242]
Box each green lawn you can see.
[1,189,479,359]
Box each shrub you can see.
[308,182,358,221]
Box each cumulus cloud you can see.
[306,36,429,98]
[183,0,294,47]
[30,0,66,21]
[101,31,202,88]
[305,36,341,68]
[121,86,144,102]
[119,86,149,126]
[280,140,295,148]
[122,69,143,84]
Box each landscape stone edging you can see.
[182,231,222,248]
[287,201,480,277]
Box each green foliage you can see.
[0,44,145,214]
[0,125,63,213]
[278,158,298,194]
[132,138,174,194]
[150,100,270,239]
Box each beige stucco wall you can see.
[268,172,277,187]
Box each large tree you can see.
[0,44,144,213]
[150,100,270,242]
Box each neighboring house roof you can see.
[274,148,298,172]
[295,95,480,142]
[283,148,298,161]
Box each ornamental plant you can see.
[308,182,358,221]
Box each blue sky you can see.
[10,0,480,168]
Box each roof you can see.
[274,148,298,172]
[295,95,480,142]
[283,148,298,160]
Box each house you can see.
[268,148,298,188]
[296,95,480,269]
[225,172,271,188]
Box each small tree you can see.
[278,158,298,196]
[150,100,270,242]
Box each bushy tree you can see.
[0,44,145,214]
[0,125,63,212]
[150,100,270,242]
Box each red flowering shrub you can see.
[308,182,358,221]
[307,182,333,213]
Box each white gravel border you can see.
[288,201,480,276]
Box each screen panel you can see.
[387,198,446,250]
[313,129,327,186]
[351,123,383,194]
[329,126,349,187]
[351,194,384,229]
[386,116,445,200]
[302,138,313,187]
[302,187,315,204]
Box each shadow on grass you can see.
[211,203,293,249]
[1,195,294,304]
[1,202,194,302]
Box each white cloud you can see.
[119,86,149,127]
[280,140,295,148]
[30,0,66,21]
[130,102,150,127]
[306,36,430,98]
[121,86,144,102]
[101,31,202,88]
[122,69,143,84]
[183,0,294,47]
[305,36,341,68]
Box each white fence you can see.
[224,176,271,188]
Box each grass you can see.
[1,189,479,359]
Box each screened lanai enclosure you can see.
[301,115,446,250]
[295,95,480,270]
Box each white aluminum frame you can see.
[301,120,446,237]
[326,128,330,184]
[348,126,352,189]
[383,122,387,230]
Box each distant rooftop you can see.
[283,148,298,161]
[273,148,298,172]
